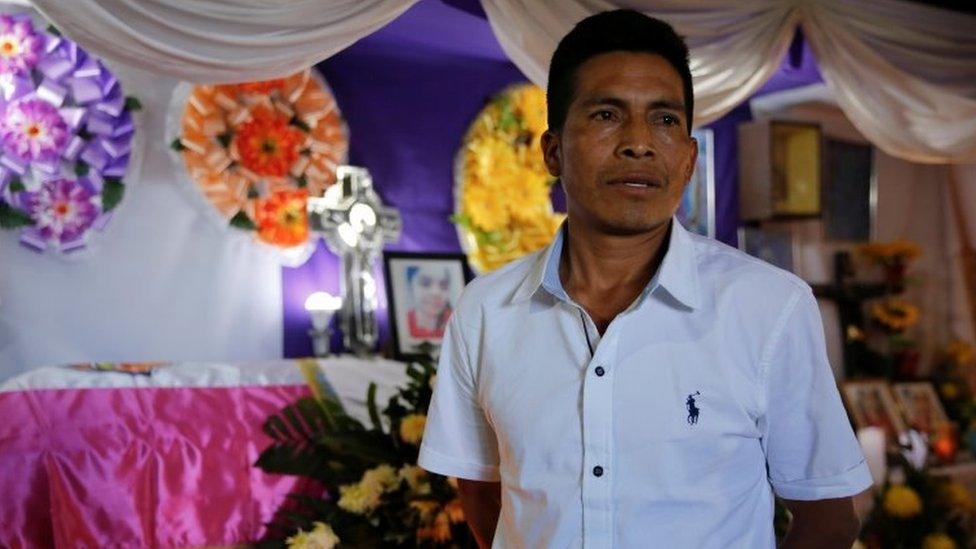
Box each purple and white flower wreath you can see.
[0,14,139,254]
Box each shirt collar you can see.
[509,217,702,310]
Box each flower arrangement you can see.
[0,14,139,254]
[858,240,923,268]
[870,299,921,334]
[857,459,975,548]
[454,83,564,273]
[255,357,471,548]
[172,70,347,253]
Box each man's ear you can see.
[684,135,698,182]
[541,129,561,177]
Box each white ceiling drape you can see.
[28,0,419,84]
[483,0,976,163]
[24,0,976,163]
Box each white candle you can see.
[857,426,887,488]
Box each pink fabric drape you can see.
[0,384,311,548]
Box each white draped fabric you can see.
[26,0,976,162]
[482,0,976,164]
[28,0,419,84]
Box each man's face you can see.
[542,52,697,236]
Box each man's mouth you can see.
[606,175,663,189]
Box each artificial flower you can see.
[857,240,922,266]
[921,533,957,549]
[398,464,431,495]
[399,413,427,445]
[444,498,465,524]
[457,83,562,273]
[254,188,309,247]
[234,78,287,96]
[1,98,69,162]
[870,299,920,333]
[0,15,41,75]
[25,178,99,245]
[417,511,452,543]
[941,482,974,513]
[337,480,383,515]
[286,522,340,549]
[883,485,923,519]
[409,500,440,522]
[945,340,975,368]
[361,464,398,492]
[234,106,304,178]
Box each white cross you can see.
[307,166,401,355]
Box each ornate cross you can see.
[812,251,887,378]
[307,166,401,355]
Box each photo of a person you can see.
[383,252,469,360]
[842,381,907,446]
[892,382,949,435]
[405,264,453,339]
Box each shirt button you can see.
[593,466,604,477]
[594,366,606,377]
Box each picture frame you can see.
[770,121,822,218]
[841,380,907,446]
[891,382,950,436]
[823,138,875,242]
[383,251,472,362]
[677,128,715,238]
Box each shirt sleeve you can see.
[760,287,873,501]
[418,313,500,481]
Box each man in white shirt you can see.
[419,9,872,548]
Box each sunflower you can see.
[870,299,920,333]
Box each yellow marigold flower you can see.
[410,499,440,522]
[286,522,340,549]
[942,482,974,512]
[946,340,975,367]
[361,464,398,492]
[399,414,427,445]
[398,464,431,495]
[870,299,920,333]
[444,498,465,524]
[941,382,961,400]
[883,485,923,518]
[337,480,383,515]
[922,533,957,549]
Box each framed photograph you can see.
[771,121,822,218]
[383,251,472,361]
[677,128,715,238]
[737,225,794,272]
[841,380,907,445]
[891,382,950,435]
[823,138,875,242]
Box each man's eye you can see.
[592,110,615,121]
[660,114,680,126]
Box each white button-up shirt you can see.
[419,218,871,548]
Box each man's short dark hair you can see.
[546,10,694,135]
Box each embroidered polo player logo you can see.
[686,391,701,425]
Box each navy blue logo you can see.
[686,391,701,425]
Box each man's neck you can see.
[559,219,671,333]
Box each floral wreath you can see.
[454,83,563,273]
[0,14,140,255]
[169,70,348,263]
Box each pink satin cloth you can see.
[0,384,312,548]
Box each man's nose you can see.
[616,120,655,159]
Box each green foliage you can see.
[256,357,474,547]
